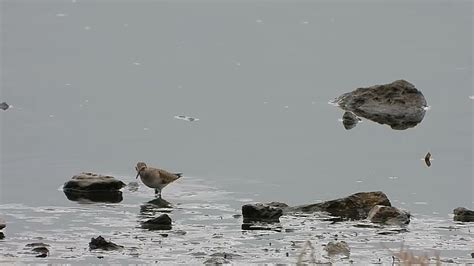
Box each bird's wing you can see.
[159,169,181,183]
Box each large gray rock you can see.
[331,80,427,130]
[242,202,287,223]
[287,191,391,220]
[63,172,125,191]
[368,205,410,225]
[453,207,474,222]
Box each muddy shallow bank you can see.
[0,179,473,264]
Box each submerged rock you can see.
[324,241,350,257]
[331,80,427,130]
[342,111,361,130]
[242,202,285,223]
[64,172,126,191]
[453,207,474,222]
[368,205,410,225]
[89,236,123,251]
[0,102,10,111]
[142,214,172,230]
[26,243,50,257]
[0,232,4,239]
[287,191,391,220]
[204,257,231,265]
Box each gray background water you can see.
[1,0,473,220]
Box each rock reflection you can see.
[331,80,428,130]
[140,198,173,217]
[63,190,123,203]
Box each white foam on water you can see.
[83,26,91,30]
[469,95,474,100]
[256,19,263,23]
[133,62,141,66]
[56,13,67,17]
[414,202,429,205]
[174,115,199,122]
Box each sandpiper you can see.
[135,162,182,198]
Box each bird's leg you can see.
[155,189,162,198]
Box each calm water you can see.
[1,1,473,263]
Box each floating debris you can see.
[331,80,427,130]
[174,115,199,122]
[424,152,432,167]
[0,102,10,111]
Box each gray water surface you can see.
[1,1,473,263]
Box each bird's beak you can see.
[136,172,140,179]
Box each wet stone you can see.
[242,203,284,223]
[0,218,5,230]
[0,232,4,240]
[331,80,427,130]
[64,172,126,191]
[63,173,125,203]
[0,102,10,111]
[204,257,231,265]
[287,191,391,220]
[453,207,474,222]
[324,241,350,257]
[368,205,411,225]
[142,214,172,230]
[89,236,123,251]
[342,111,360,130]
[26,243,50,257]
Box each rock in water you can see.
[324,241,350,257]
[342,111,360,130]
[26,243,50,257]
[142,214,172,230]
[453,207,474,222]
[63,173,126,191]
[0,218,5,230]
[0,102,10,111]
[287,191,391,220]
[89,236,123,251]
[331,80,427,130]
[368,205,410,225]
[242,202,286,223]
[63,173,125,203]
